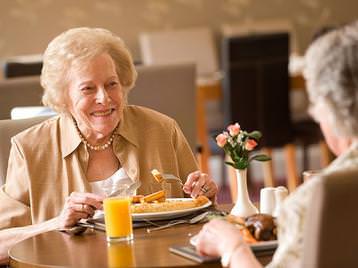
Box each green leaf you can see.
[236,161,249,169]
[224,161,236,168]
[249,154,271,162]
[247,131,262,140]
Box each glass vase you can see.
[230,168,258,217]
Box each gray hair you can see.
[41,27,137,113]
[304,20,358,138]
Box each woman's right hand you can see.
[195,219,245,257]
[57,192,104,228]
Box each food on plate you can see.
[151,169,164,183]
[226,215,257,244]
[226,213,277,243]
[131,195,210,214]
[141,190,166,203]
[245,214,277,241]
[131,195,144,203]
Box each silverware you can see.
[146,211,209,233]
[163,174,184,187]
[59,225,88,235]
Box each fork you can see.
[162,174,184,186]
[146,211,209,233]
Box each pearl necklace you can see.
[73,120,118,151]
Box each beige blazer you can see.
[0,105,198,229]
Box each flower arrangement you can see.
[216,123,271,170]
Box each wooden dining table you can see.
[8,205,275,268]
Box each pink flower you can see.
[227,123,241,136]
[245,139,257,151]
[216,133,228,148]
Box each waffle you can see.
[131,196,209,213]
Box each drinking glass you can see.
[103,196,133,242]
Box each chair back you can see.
[139,27,219,78]
[4,61,43,78]
[0,76,43,119]
[129,63,197,151]
[2,54,43,78]
[302,168,358,268]
[221,32,293,148]
[221,19,298,53]
[139,28,224,172]
[0,116,49,185]
[11,106,56,119]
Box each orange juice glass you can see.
[103,197,133,242]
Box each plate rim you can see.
[250,239,278,250]
[190,234,277,251]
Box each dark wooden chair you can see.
[221,32,325,193]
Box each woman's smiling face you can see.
[66,53,124,142]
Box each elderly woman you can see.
[0,27,218,263]
[193,21,358,268]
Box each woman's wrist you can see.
[224,243,262,268]
[221,242,245,267]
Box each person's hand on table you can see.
[58,192,104,228]
[195,219,262,268]
[195,219,245,257]
[183,171,218,199]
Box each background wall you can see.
[0,0,357,62]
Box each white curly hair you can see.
[41,27,137,113]
[304,20,358,138]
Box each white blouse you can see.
[90,168,135,197]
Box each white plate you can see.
[190,234,277,252]
[132,198,212,221]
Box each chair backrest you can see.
[221,32,293,147]
[221,19,298,53]
[139,27,224,156]
[302,168,358,268]
[2,54,43,78]
[11,106,56,119]
[0,116,49,185]
[139,27,219,78]
[128,63,197,151]
[0,76,43,119]
[3,61,43,78]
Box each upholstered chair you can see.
[0,116,48,185]
[302,168,358,268]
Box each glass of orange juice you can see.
[103,196,133,242]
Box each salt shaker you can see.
[273,186,289,217]
[260,187,276,215]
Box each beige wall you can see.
[0,0,357,62]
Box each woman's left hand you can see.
[183,171,218,199]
